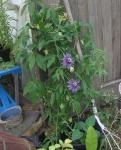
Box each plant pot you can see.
[73,143,86,150]
[0,47,10,62]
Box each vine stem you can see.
[55,110,59,143]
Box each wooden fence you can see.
[45,0,121,88]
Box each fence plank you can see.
[111,0,121,80]
[101,0,113,82]
[68,0,79,20]
[44,0,59,5]
[88,0,97,42]
[77,0,88,22]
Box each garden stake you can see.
[101,78,121,88]
[92,99,121,150]
[62,0,83,61]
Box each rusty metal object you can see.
[0,131,36,150]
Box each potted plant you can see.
[0,0,13,62]
[13,1,106,149]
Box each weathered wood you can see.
[78,0,88,22]
[22,117,43,137]
[14,74,19,105]
[44,0,59,5]
[87,0,101,88]
[68,0,79,20]
[101,0,113,82]
[63,0,83,61]
[111,0,121,80]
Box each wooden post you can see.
[62,0,83,61]
[14,74,19,105]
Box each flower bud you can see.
[60,103,65,109]
[44,50,48,55]
[64,13,68,18]
[70,66,74,72]
[58,32,63,36]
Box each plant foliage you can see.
[0,0,12,49]
[86,126,98,150]
[13,0,106,142]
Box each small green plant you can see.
[71,116,96,143]
[0,61,14,70]
[38,139,74,150]
[0,0,14,70]
[0,0,12,49]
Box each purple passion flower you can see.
[67,79,80,93]
[62,53,73,69]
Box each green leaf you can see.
[54,144,61,149]
[28,53,35,70]
[36,55,46,71]
[59,85,63,94]
[58,69,64,80]
[86,116,95,127]
[38,40,46,50]
[23,80,45,103]
[53,69,61,80]
[38,22,45,31]
[50,9,59,24]
[86,126,98,150]
[50,93,55,106]
[49,145,55,150]
[74,121,87,131]
[46,8,51,19]
[72,100,81,114]
[45,23,52,29]
[72,129,83,141]
[47,55,55,68]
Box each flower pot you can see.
[73,143,86,150]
